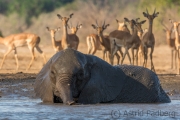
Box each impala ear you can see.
[57,14,63,20]
[69,13,74,18]
[143,12,148,17]
[169,19,173,24]
[124,18,130,23]
[153,12,159,18]
[103,24,110,29]
[67,24,71,29]
[140,20,146,24]
[116,19,119,23]
[78,24,82,29]
[46,27,50,31]
[92,24,97,29]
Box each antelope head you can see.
[46,27,61,37]
[143,9,159,24]
[68,22,82,34]
[124,18,145,34]
[169,19,180,31]
[116,19,127,28]
[92,20,110,36]
[57,13,74,26]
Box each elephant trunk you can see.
[56,77,76,105]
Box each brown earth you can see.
[0,44,180,100]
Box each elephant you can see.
[34,48,170,105]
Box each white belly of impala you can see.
[14,39,29,47]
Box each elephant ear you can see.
[34,52,63,102]
[78,58,126,104]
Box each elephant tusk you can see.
[67,100,76,105]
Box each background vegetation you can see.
[0,0,180,46]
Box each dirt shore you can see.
[0,71,180,101]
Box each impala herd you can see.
[0,9,180,74]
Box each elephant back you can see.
[114,65,171,103]
[115,65,158,88]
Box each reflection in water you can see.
[0,97,179,120]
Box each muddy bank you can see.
[0,73,180,100]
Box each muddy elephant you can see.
[34,48,170,105]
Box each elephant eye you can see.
[77,71,84,80]
[76,79,82,85]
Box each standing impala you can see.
[91,20,120,64]
[68,22,82,34]
[109,18,143,65]
[161,20,177,69]
[0,33,46,70]
[46,27,62,53]
[125,18,146,65]
[86,19,128,61]
[169,19,180,74]
[57,13,79,50]
[142,9,159,72]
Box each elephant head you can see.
[34,48,126,105]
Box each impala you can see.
[109,18,143,65]
[46,27,62,53]
[92,20,120,64]
[0,33,46,70]
[57,13,79,50]
[169,19,180,74]
[125,18,146,65]
[161,20,177,69]
[141,9,159,72]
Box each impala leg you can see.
[104,50,109,61]
[13,48,19,70]
[115,52,120,64]
[91,44,96,55]
[131,48,134,65]
[121,48,130,65]
[150,47,155,72]
[36,45,47,64]
[175,50,177,69]
[87,46,91,54]
[102,48,106,60]
[178,49,180,74]
[26,46,35,71]
[118,47,123,61]
[87,37,91,54]
[138,49,142,66]
[0,47,13,69]
[127,49,132,65]
[143,46,147,67]
[171,50,174,69]
[136,48,139,66]
[110,39,119,65]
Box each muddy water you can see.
[0,96,180,120]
